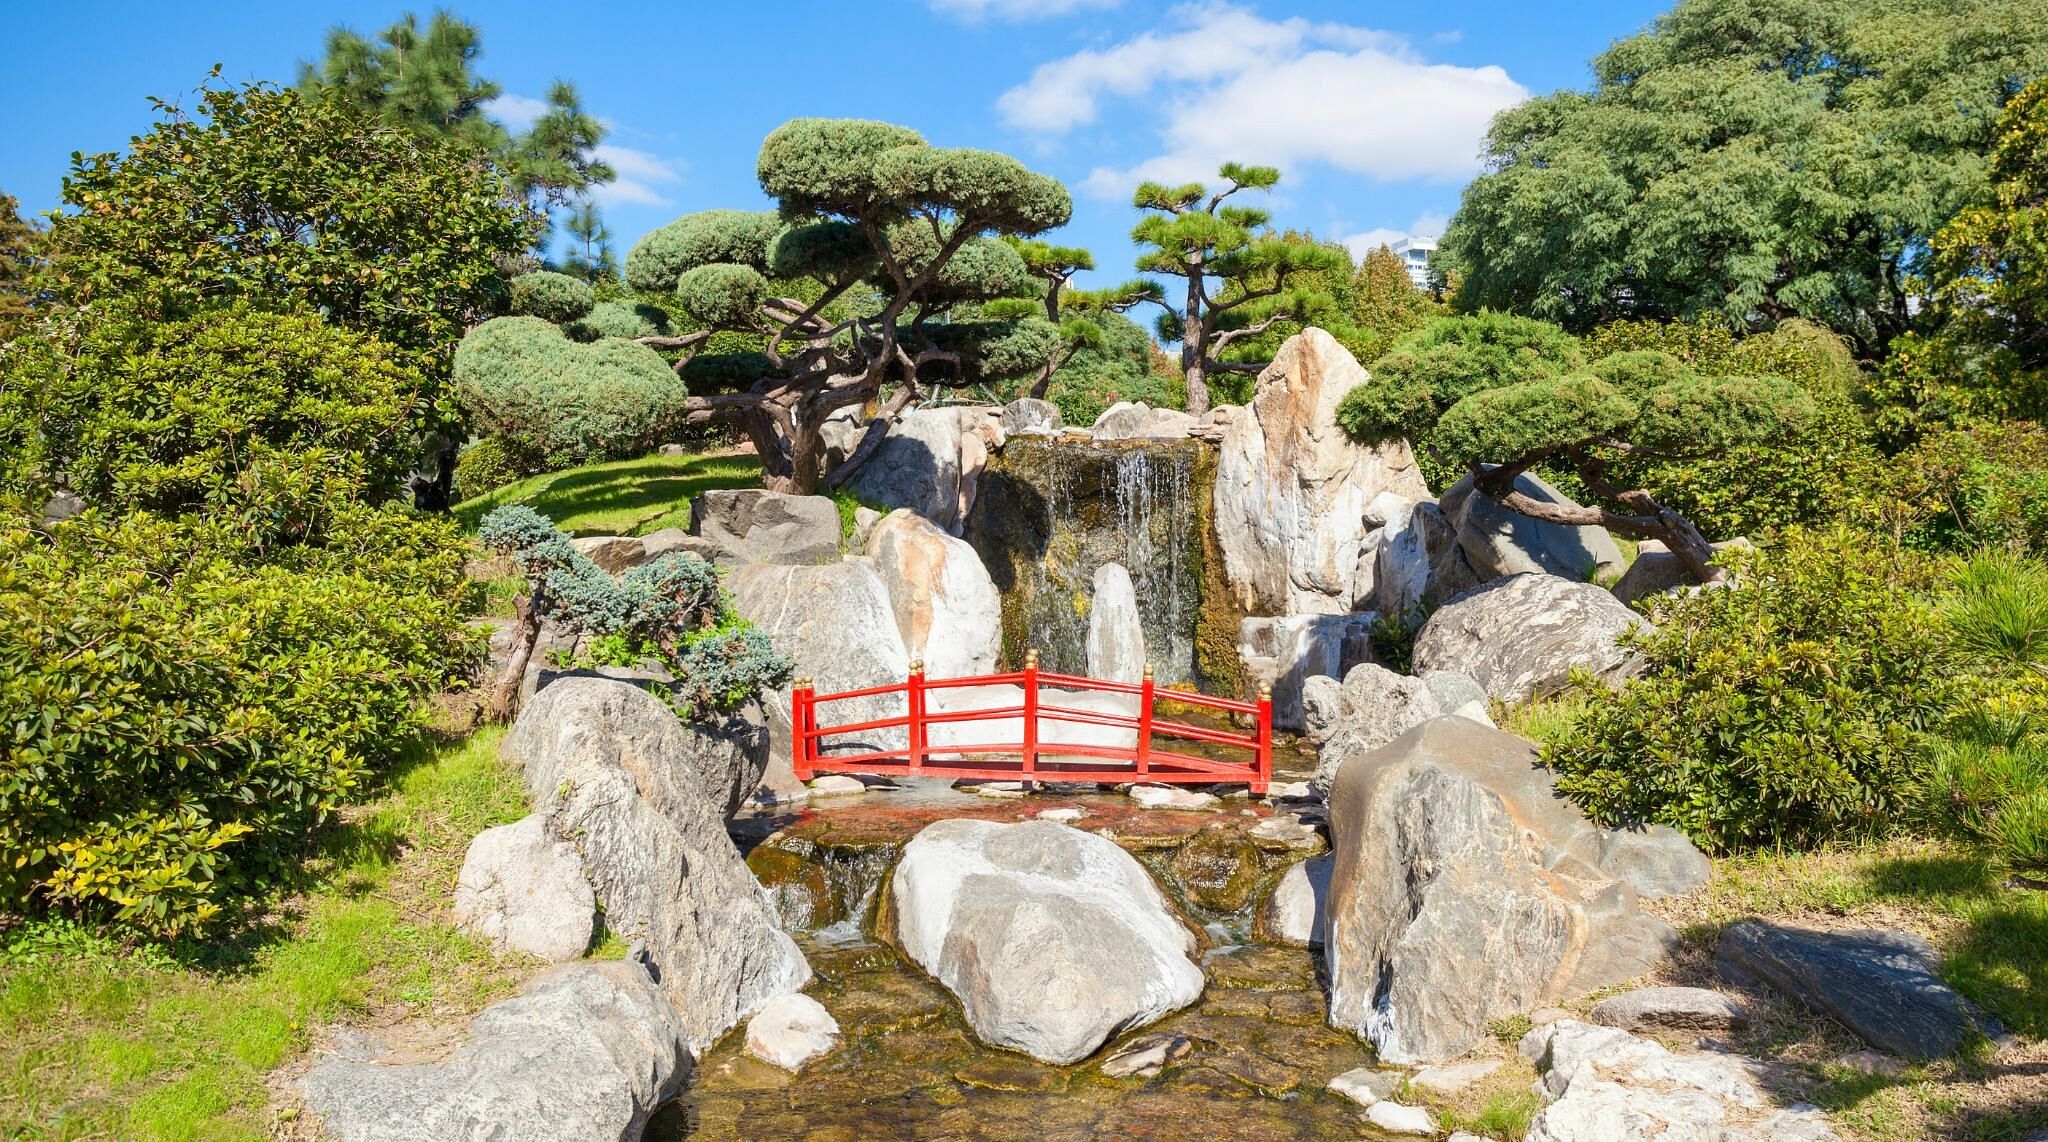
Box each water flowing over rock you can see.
[968,436,1207,683]
[298,960,692,1142]
[1086,562,1146,684]
[891,818,1204,1064]
[452,813,595,962]
[1324,717,1681,1064]
[846,406,1005,535]
[865,509,1001,679]
[1411,573,1649,703]
[1520,1020,1836,1141]
[504,678,809,1050]
[689,489,841,566]
[1717,922,2003,1060]
[1431,471,1626,597]
[1213,328,1430,617]
[1237,613,1380,734]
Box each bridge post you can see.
[791,676,814,781]
[1022,648,1039,782]
[1254,681,1273,796]
[906,659,926,776]
[1136,664,1154,780]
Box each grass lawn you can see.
[455,450,764,537]
[0,729,538,1141]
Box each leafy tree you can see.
[1887,78,2048,428]
[1352,244,1443,348]
[611,118,1071,492]
[1441,0,2048,355]
[0,192,38,339]
[1128,164,1348,413]
[1336,312,1817,580]
[508,270,596,324]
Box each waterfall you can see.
[967,436,1208,684]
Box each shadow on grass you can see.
[455,453,763,536]
[1857,850,2048,1039]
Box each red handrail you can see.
[790,653,1273,794]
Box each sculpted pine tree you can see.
[622,119,1071,493]
[1128,163,1348,414]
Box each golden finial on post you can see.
[1257,680,1273,699]
[794,675,812,689]
[1143,663,1154,680]
[909,658,924,675]
[1024,648,1040,669]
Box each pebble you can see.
[1099,1032,1192,1078]
[1364,1100,1437,1135]
[1834,1049,1907,1077]
[1128,784,1219,811]
[974,781,1028,798]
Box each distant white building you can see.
[1390,236,1437,290]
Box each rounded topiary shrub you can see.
[454,436,524,502]
[453,316,689,471]
[508,271,596,324]
[568,299,673,342]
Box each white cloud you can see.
[590,144,685,208]
[1003,3,1526,197]
[1341,210,1450,260]
[483,92,550,131]
[929,0,1119,20]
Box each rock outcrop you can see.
[845,406,1004,535]
[452,813,595,962]
[299,960,691,1142]
[1213,328,1431,617]
[1591,986,1751,1033]
[1307,662,1442,793]
[865,509,1001,679]
[1411,573,1648,703]
[1085,562,1146,684]
[999,397,1062,437]
[688,488,840,567]
[1092,401,1197,441]
[1520,1020,1835,1141]
[891,818,1203,1064]
[1324,717,1682,1063]
[1717,922,2002,1060]
[1237,613,1380,734]
[1430,471,1626,597]
[504,678,809,1049]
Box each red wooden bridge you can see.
[792,650,1274,794]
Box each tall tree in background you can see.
[1352,244,1442,347]
[1441,0,2048,357]
[1129,163,1348,414]
[298,12,614,245]
[561,200,619,282]
[0,193,38,339]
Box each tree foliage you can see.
[1442,0,2048,355]
[1351,244,1444,349]
[0,191,38,339]
[508,270,596,324]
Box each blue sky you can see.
[0,0,1666,289]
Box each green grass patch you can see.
[454,449,763,537]
[0,728,537,1140]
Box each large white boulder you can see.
[891,819,1203,1064]
[844,406,1004,535]
[1086,562,1146,684]
[865,509,1001,679]
[504,679,810,1050]
[1213,328,1431,616]
[452,814,595,962]
[1411,573,1649,704]
[1324,717,1683,1064]
[1520,1020,1836,1141]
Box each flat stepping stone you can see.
[1592,986,1752,1032]
[1099,1032,1193,1078]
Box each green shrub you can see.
[453,315,688,470]
[1547,527,1960,853]
[454,437,523,501]
[0,508,480,934]
[568,299,672,342]
[508,270,595,324]
[1882,422,2048,556]
[1032,308,1184,427]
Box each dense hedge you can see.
[453,316,688,470]
[508,271,596,324]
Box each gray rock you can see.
[1260,853,1332,946]
[1309,662,1442,793]
[570,534,648,574]
[845,406,1004,535]
[1326,1065,1405,1107]
[451,814,595,962]
[1421,670,1488,714]
[1592,987,1751,1033]
[848,505,883,551]
[999,397,1063,437]
[1324,717,1679,1063]
[1089,400,1151,439]
[639,527,728,566]
[1361,491,1436,619]
[865,509,1001,679]
[892,819,1203,1064]
[1412,573,1650,704]
[1612,537,1753,607]
[299,960,690,1142]
[1099,1032,1192,1078]
[1520,1019,1836,1141]
[1435,470,1626,591]
[688,488,840,566]
[504,679,808,1050]
[1412,1059,1503,1093]
[42,489,85,522]
[1598,825,1713,898]
[743,993,840,1071]
[1299,674,1344,743]
[1086,562,1146,684]
[1214,328,1432,617]
[1238,612,1381,734]
[1717,922,2001,1060]
[729,559,910,766]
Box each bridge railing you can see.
[791,649,1273,793]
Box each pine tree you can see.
[561,200,618,283]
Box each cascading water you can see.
[967,436,1208,684]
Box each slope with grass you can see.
[455,449,764,537]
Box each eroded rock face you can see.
[689,488,840,567]
[1520,1020,1835,1141]
[891,818,1203,1064]
[504,679,809,1050]
[1324,717,1681,1064]
[1086,562,1146,685]
[299,960,691,1142]
[451,813,595,962]
[846,406,1005,535]
[1431,471,1626,596]
[1411,573,1649,703]
[1238,613,1380,734]
[865,509,1001,679]
[1213,328,1431,617]
[729,560,910,772]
